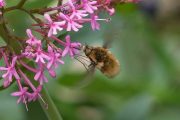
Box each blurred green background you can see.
[0,0,180,120]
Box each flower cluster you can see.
[0,0,139,110]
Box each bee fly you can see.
[78,45,120,78]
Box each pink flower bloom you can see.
[0,0,5,8]
[28,85,42,102]
[47,46,64,69]
[34,47,50,63]
[68,0,88,19]
[90,14,100,30]
[34,67,48,85]
[11,87,30,104]
[82,0,98,13]
[26,29,41,46]
[62,35,81,58]
[23,46,35,58]
[105,7,115,16]
[59,13,83,32]
[0,57,20,87]
[105,0,111,4]
[44,14,66,37]
[47,67,56,78]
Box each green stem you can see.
[39,86,63,120]
[4,0,27,12]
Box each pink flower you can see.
[47,67,56,78]
[82,0,98,13]
[105,7,115,16]
[68,0,88,19]
[34,47,50,63]
[28,85,42,102]
[47,46,64,69]
[0,0,5,8]
[62,35,81,58]
[23,46,35,58]
[11,87,30,104]
[17,69,44,103]
[105,0,111,4]
[90,14,100,30]
[59,13,83,32]
[26,29,41,46]
[0,56,20,87]
[44,14,66,37]
[34,65,48,85]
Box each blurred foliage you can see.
[0,0,180,120]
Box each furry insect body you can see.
[83,45,120,78]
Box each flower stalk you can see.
[39,86,63,120]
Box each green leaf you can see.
[24,0,53,9]
[114,95,154,120]
[58,73,86,87]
